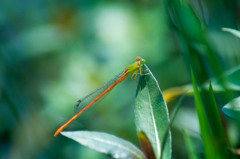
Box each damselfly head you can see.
[136,57,146,65]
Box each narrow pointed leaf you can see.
[61,131,146,159]
[222,96,240,120]
[192,72,235,159]
[191,70,217,159]
[203,83,231,158]
[182,130,199,159]
[135,65,171,159]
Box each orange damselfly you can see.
[54,57,146,137]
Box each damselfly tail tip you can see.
[54,131,60,137]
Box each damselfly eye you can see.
[141,59,146,64]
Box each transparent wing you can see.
[74,71,125,113]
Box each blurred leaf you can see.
[192,70,234,159]
[230,148,240,155]
[182,130,198,159]
[223,66,240,88]
[206,83,229,158]
[61,131,146,159]
[191,69,217,159]
[170,0,204,42]
[222,97,240,120]
[17,25,66,56]
[138,131,156,159]
[169,0,223,84]
[160,95,185,159]
[163,65,240,102]
[135,65,171,159]
[222,28,240,38]
[162,85,190,103]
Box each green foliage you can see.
[222,28,240,38]
[168,0,223,83]
[182,130,198,159]
[191,70,235,159]
[206,83,229,158]
[163,66,240,103]
[222,97,240,120]
[191,70,216,159]
[135,65,171,159]
[61,131,145,159]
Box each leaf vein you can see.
[145,77,161,158]
[84,136,144,159]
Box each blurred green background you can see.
[1,0,240,159]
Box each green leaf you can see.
[61,131,146,159]
[210,65,240,91]
[222,28,240,38]
[192,71,235,159]
[169,0,223,84]
[182,130,199,159]
[222,96,240,120]
[135,65,171,159]
[206,83,230,158]
[191,69,217,159]
[161,95,185,156]
[163,65,240,103]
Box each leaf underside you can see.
[222,96,240,120]
[61,131,146,159]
